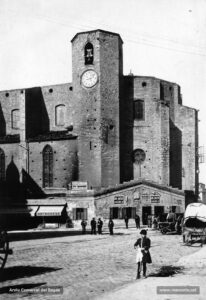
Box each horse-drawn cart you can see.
[182,203,206,247]
[0,230,13,269]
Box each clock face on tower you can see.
[81,70,98,88]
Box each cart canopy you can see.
[184,202,206,227]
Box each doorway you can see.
[122,207,136,219]
[142,206,151,225]
[154,206,164,217]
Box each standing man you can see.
[108,218,114,235]
[134,229,152,279]
[135,214,140,229]
[81,219,87,234]
[147,215,152,228]
[124,215,129,229]
[97,218,103,234]
[90,217,96,235]
[166,210,176,223]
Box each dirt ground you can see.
[0,228,202,300]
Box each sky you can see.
[0,0,206,182]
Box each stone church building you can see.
[0,29,198,229]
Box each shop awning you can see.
[27,206,39,217]
[36,206,64,217]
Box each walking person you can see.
[134,229,152,279]
[124,215,129,229]
[108,218,114,235]
[81,219,87,234]
[97,218,103,234]
[135,214,140,229]
[90,217,96,234]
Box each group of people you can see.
[80,212,184,280]
[124,214,140,229]
[82,214,141,234]
[81,217,114,235]
[81,215,152,279]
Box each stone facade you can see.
[94,179,185,224]
[0,29,199,228]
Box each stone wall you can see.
[0,89,22,136]
[71,30,123,189]
[28,139,78,190]
[120,77,170,186]
[66,195,95,227]
[177,106,198,193]
[95,182,185,224]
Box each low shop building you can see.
[94,179,185,225]
[60,179,185,228]
[5,179,184,229]
[27,198,67,229]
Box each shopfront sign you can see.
[177,199,182,205]
[114,195,124,204]
[71,181,88,191]
[133,190,140,202]
[151,192,160,203]
[142,193,149,202]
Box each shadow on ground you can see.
[8,230,91,242]
[102,233,128,236]
[0,283,46,294]
[0,266,62,282]
[8,229,134,242]
[149,265,184,277]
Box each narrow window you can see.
[43,145,53,187]
[160,83,164,100]
[85,42,94,65]
[11,109,20,129]
[0,148,5,181]
[133,100,144,120]
[55,105,65,126]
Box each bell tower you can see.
[71,29,123,189]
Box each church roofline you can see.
[0,82,72,94]
[0,134,20,144]
[27,131,77,143]
[71,29,123,44]
[124,75,179,87]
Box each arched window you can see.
[84,42,94,65]
[133,100,144,120]
[11,109,20,129]
[55,105,65,126]
[0,148,5,181]
[43,145,53,187]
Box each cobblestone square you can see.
[0,228,200,300]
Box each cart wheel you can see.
[0,231,9,269]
